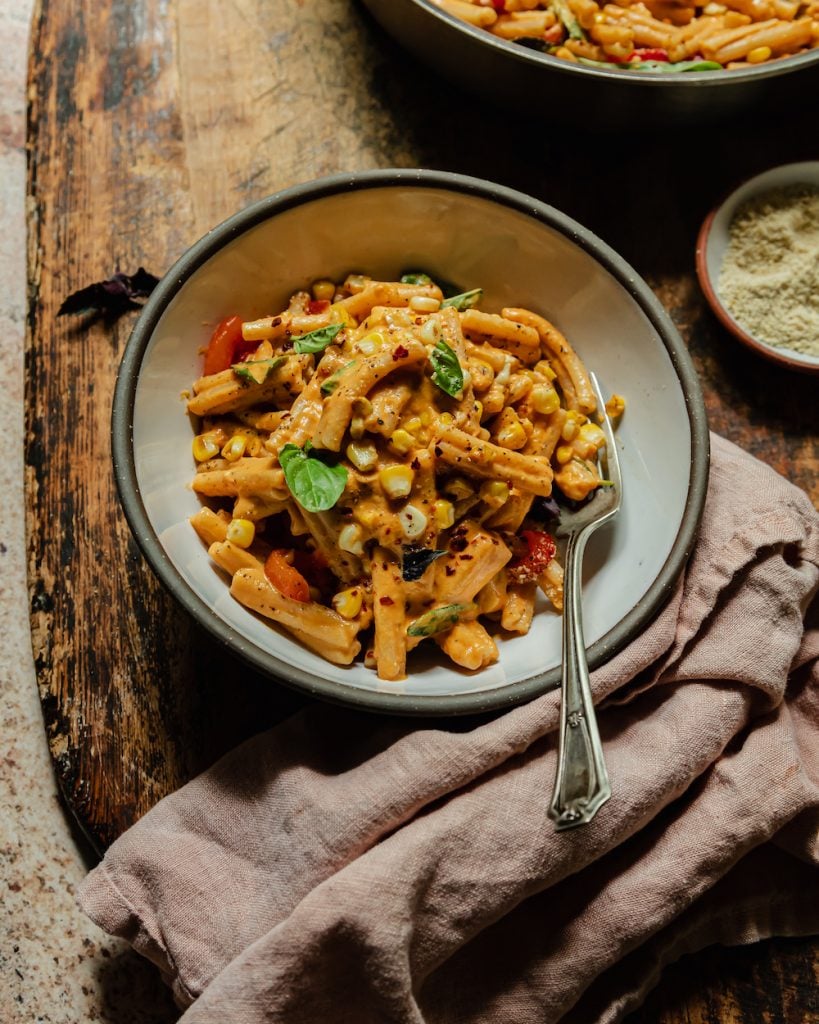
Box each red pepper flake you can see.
[411,457,421,471]
[434,446,443,457]
[450,535,468,553]
[379,596,395,606]
[445,566,456,577]
[393,345,409,360]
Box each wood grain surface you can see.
[25,0,818,1021]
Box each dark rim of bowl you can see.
[112,168,710,716]
[695,164,819,377]
[404,0,819,84]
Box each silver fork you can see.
[548,373,622,831]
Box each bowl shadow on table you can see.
[92,944,179,1024]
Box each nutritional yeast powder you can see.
[717,184,819,357]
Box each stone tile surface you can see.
[0,3,176,1020]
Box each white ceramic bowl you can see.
[113,170,709,715]
[696,161,819,376]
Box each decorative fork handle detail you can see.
[548,527,611,830]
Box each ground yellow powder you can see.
[717,184,819,357]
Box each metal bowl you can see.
[361,0,819,128]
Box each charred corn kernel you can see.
[561,419,578,442]
[399,503,428,540]
[530,384,561,415]
[443,476,474,500]
[494,409,527,450]
[312,279,335,302]
[350,397,372,441]
[579,422,606,448]
[226,518,255,548]
[332,586,363,619]
[192,434,221,462]
[390,429,415,455]
[379,464,415,499]
[354,505,380,529]
[534,359,557,382]
[409,295,441,313]
[356,330,385,355]
[222,434,247,462]
[338,523,364,557]
[403,416,423,435]
[346,442,378,472]
[747,46,772,63]
[605,394,626,419]
[480,480,510,509]
[328,303,356,327]
[433,499,455,529]
[556,445,573,465]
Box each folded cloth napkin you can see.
[79,433,819,1024]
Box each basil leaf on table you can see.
[430,339,465,399]
[279,443,348,513]
[440,288,482,312]
[293,322,344,354]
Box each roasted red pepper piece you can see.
[202,315,256,375]
[306,298,331,315]
[264,550,311,603]
[630,47,670,61]
[508,529,557,583]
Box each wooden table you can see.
[25,1,818,1021]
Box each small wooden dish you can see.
[696,161,819,376]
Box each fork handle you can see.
[548,528,611,831]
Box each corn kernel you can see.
[561,419,578,442]
[312,279,336,302]
[556,445,573,465]
[390,429,416,455]
[403,417,423,435]
[398,504,428,540]
[338,523,364,556]
[747,45,772,63]
[221,435,247,462]
[379,464,415,499]
[534,360,557,382]
[192,434,221,462]
[421,318,441,344]
[433,499,455,529]
[480,480,510,509]
[530,384,561,415]
[346,442,378,472]
[226,518,255,548]
[442,477,473,500]
[494,409,527,450]
[329,303,356,327]
[439,412,454,426]
[419,409,432,427]
[332,586,363,619]
[354,505,380,529]
[579,422,606,449]
[409,295,441,313]
[356,330,385,355]
[350,397,372,442]
[605,394,626,420]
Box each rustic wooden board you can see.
[26,0,818,1020]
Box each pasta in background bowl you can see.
[113,169,709,715]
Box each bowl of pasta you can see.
[113,169,708,714]
[360,0,819,126]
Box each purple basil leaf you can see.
[401,547,448,582]
[57,267,160,317]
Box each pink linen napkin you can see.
[79,433,819,1023]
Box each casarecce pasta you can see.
[186,274,622,681]
[432,0,819,72]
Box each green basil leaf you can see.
[279,443,348,513]
[400,272,434,286]
[293,322,344,354]
[440,288,482,312]
[430,339,464,399]
[320,359,358,395]
[407,602,474,638]
[231,356,286,385]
